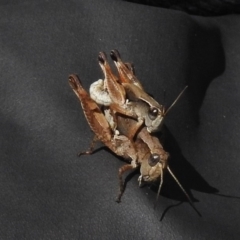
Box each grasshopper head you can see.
[139,153,168,183]
[145,106,165,133]
[138,152,200,216]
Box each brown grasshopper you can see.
[90,50,187,136]
[69,74,200,215]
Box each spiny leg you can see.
[116,164,134,203]
[78,135,99,157]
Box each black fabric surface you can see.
[1,0,240,239]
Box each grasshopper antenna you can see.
[163,89,166,106]
[164,86,188,116]
[167,166,202,217]
[154,168,163,209]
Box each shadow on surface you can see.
[150,125,218,201]
[145,125,218,218]
[186,22,225,125]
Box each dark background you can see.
[1,0,240,239]
[126,0,240,16]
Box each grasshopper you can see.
[69,74,200,215]
[90,50,187,135]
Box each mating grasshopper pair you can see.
[69,50,198,214]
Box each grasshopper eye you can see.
[148,107,159,120]
[148,154,160,167]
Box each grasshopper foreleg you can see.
[116,164,135,203]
